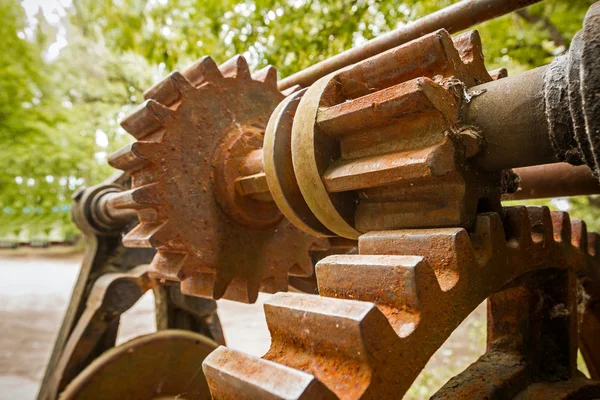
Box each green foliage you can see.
[1,0,598,241]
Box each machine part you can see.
[264,88,332,238]
[277,29,504,238]
[503,163,600,201]
[580,276,600,380]
[278,0,542,90]
[108,55,328,303]
[203,206,600,398]
[45,264,152,399]
[60,330,217,400]
[433,269,600,399]
[465,3,600,174]
[38,175,224,400]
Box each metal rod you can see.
[502,163,600,201]
[99,191,137,225]
[468,66,558,171]
[278,0,543,90]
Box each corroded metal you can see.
[108,55,328,303]
[276,29,506,239]
[504,163,600,201]
[61,330,217,400]
[278,0,542,90]
[61,2,600,399]
[204,207,600,398]
[466,3,600,175]
[434,269,600,399]
[38,175,224,400]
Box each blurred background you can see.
[0,0,597,399]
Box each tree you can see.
[1,0,597,241]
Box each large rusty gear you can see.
[203,207,600,399]
[108,55,327,303]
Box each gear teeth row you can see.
[204,207,600,399]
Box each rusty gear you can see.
[203,207,600,398]
[108,55,327,303]
[267,29,506,240]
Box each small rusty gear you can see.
[108,55,327,303]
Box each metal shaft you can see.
[467,66,558,171]
[503,163,600,201]
[278,0,542,90]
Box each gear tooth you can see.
[281,84,302,96]
[316,254,437,337]
[183,56,222,86]
[219,55,251,80]
[289,237,329,277]
[148,251,187,281]
[263,292,396,398]
[203,346,336,400]
[489,67,508,80]
[175,255,197,281]
[503,206,533,249]
[110,182,161,210]
[246,280,260,304]
[571,219,588,251]
[108,143,144,172]
[588,232,599,257]
[451,30,492,84]
[311,237,331,252]
[120,99,172,140]
[144,71,195,105]
[181,273,217,298]
[213,273,233,300]
[109,142,162,172]
[122,220,172,248]
[525,206,554,245]
[551,211,572,243]
[252,65,278,87]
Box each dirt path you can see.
[0,253,485,400]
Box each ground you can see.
[0,249,487,400]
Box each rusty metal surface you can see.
[38,177,225,400]
[580,276,600,380]
[432,267,599,399]
[109,55,328,303]
[466,66,558,171]
[283,29,504,238]
[278,0,542,90]
[74,3,600,399]
[581,2,600,177]
[466,6,600,176]
[503,163,600,200]
[60,330,217,400]
[37,177,156,400]
[203,206,600,398]
[46,265,152,399]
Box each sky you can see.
[20,0,71,60]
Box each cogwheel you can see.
[108,55,328,303]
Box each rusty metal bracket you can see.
[37,174,224,400]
